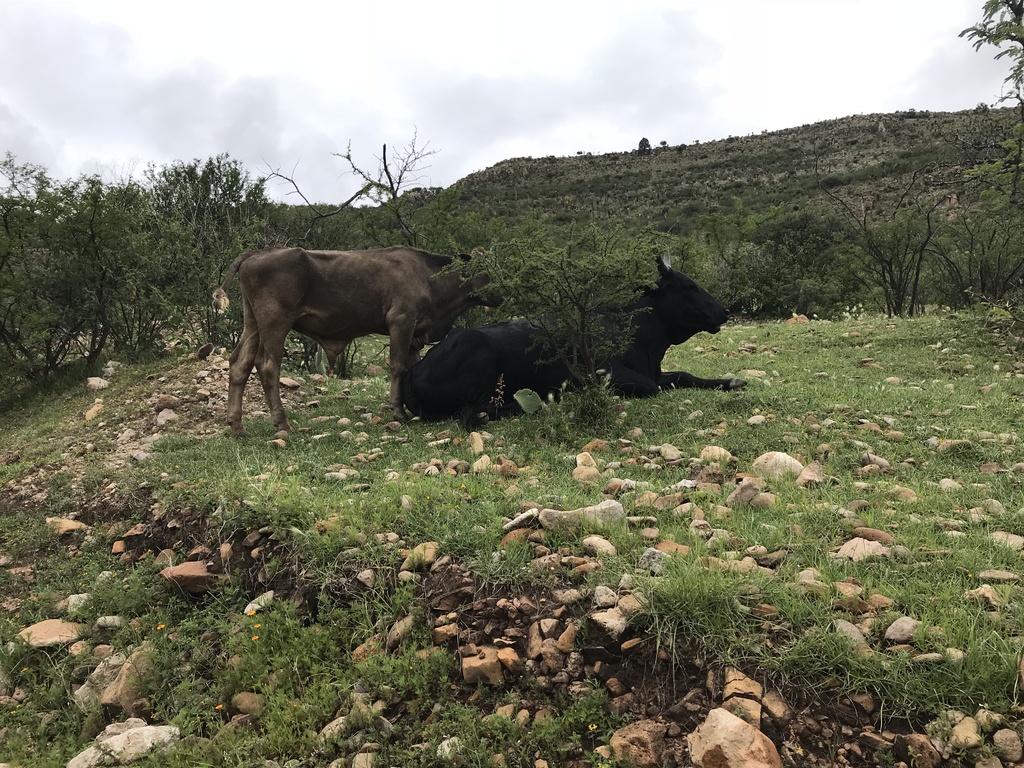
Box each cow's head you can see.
[456,250,503,308]
[651,255,730,343]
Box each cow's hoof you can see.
[728,377,748,390]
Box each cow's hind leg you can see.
[660,372,748,391]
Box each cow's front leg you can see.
[387,320,417,422]
[605,366,661,398]
[254,332,293,433]
[660,371,748,391]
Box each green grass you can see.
[2,311,1024,765]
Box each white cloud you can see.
[0,0,1011,201]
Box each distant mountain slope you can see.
[453,107,1015,229]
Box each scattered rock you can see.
[795,462,826,486]
[588,608,629,640]
[386,615,415,649]
[462,647,504,685]
[609,719,667,768]
[994,728,1024,762]
[833,620,872,657]
[67,721,180,768]
[884,616,922,644]
[751,451,803,479]
[834,537,890,562]
[17,619,84,648]
[894,733,942,768]
[948,714,983,750]
[582,535,617,558]
[73,652,127,710]
[688,707,782,768]
[159,561,225,594]
[537,499,625,533]
[99,645,154,716]
[965,584,1003,608]
[992,531,1024,551]
[401,541,440,571]
[700,446,734,463]
[45,517,88,536]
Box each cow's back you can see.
[237,247,447,339]
[481,322,574,395]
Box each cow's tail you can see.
[212,249,262,313]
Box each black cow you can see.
[401,257,746,428]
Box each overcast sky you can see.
[0,0,1012,203]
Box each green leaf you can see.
[513,388,545,414]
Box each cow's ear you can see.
[656,253,672,277]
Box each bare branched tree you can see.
[265,163,370,243]
[815,148,942,317]
[336,132,439,246]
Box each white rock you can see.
[992,531,1024,550]
[700,446,734,462]
[67,724,180,768]
[884,616,922,644]
[437,736,464,761]
[834,537,890,562]
[155,409,177,426]
[243,591,275,614]
[751,451,803,478]
[589,607,629,639]
[582,535,617,558]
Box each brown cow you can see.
[213,246,491,435]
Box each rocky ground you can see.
[3,351,1024,767]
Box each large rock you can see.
[688,708,782,768]
[462,646,504,685]
[67,720,180,768]
[537,499,625,533]
[751,452,803,479]
[588,607,629,640]
[45,517,88,536]
[17,619,84,648]
[835,537,890,562]
[609,719,667,768]
[400,541,439,572]
[100,645,153,716]
[159,561,224,594]
[73,652,128,710]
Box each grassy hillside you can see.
[3,312,1024,766]
[452,107,1015,229]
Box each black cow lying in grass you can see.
[401,257,746,428]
